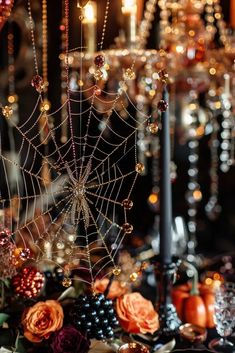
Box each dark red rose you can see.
[51,325,90,353]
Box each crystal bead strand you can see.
[60,1,68,144]
[158,0,171,49]
[205,117,221,221]
[138,0,158,49]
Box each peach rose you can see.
[22,300,64,342]
[116,292,159,334]
[94,278,128,299]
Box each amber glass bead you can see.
[2,105,13,119]
[158,70,169,83]
[124,68,135,80]
[31,75,44,93]
[94,69,103,81]
[62,277,72,287]
[129,272,138,282]
[157,99,168,112]
[135,163,145,174]
[40,99,51,112]
[113,267,121,276]
[94,54,105,68]
[122,223,133,234]
[122,199,133,210]
[148,122,159,134]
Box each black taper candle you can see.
[155,87,181,337]
[160,88,172,265]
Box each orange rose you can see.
[94,278,128,299]
[22,300,64,342]
[116,292,159,334]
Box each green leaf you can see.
[0,313,10,326]
[2,279,10,288]
[0,328,15,347]
[0,279,10,289]
[15,337,27,353]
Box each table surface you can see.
[88,329,235,353]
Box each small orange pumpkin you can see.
[172,267,215,328]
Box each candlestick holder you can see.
[154,258,181,337]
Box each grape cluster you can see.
[71,294,119,340]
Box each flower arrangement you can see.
[0,208,161,353]
[0,247,159,353]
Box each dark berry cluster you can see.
[72,294,119,340]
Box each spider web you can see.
[0,1,164,288]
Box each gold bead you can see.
[124,68,135,80]
[148,122,159,134]
[122,223,133,234]
[8,94,18,104]
[40,99,51,112]
[159,49,167,57]
[140,261,148,270]
[129,272,138,282]
[135,163,145,174]
[78,79,84,87]
[158,69,169,83]
[112,267,121,276]
[62,277,72,288]
[94,69,103,81]
[2,105,13,119]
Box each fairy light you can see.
[148,192,158,204]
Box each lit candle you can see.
[81,1,97,54]
[122,0,137,48]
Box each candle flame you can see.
[83,2,97,23]
[122,0,137,14]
